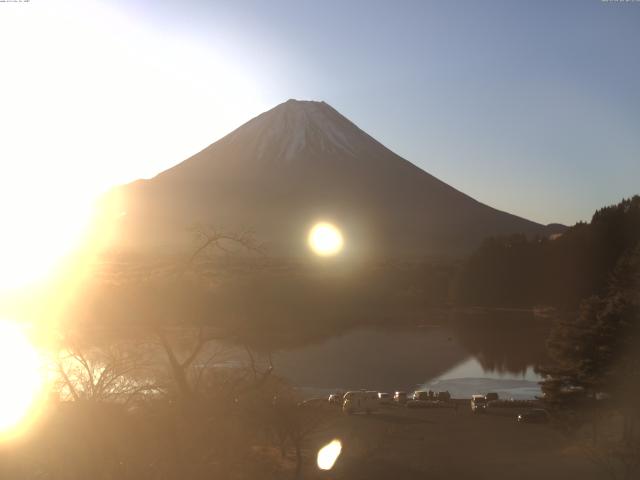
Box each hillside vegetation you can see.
[454,196,640,308]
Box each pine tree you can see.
[541,245,640,435]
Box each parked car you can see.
[471,394,488,413]
[412,391,430,401]
[378,392,392,404]
[485,392,499,402]
[343,391,378,414]
[394,391,408,404]
[436,391,451,402]
[406,391,432,408]
[328,394,342,406]
[407,399,442,409]
[517,409,550,424]
[366,391,380,402]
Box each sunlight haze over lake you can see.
[0,1,637,477]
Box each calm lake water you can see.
[270,316,550,399]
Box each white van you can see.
[343,390,378,414]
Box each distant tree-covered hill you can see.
[453,196,640,308]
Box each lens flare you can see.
[317,439,342,470]
[308,222,344,256]
[0,320,46,439]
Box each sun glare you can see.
[308,222,344,256]
[0,0,266,293]
[0,321,46,439]
[317,439,342,470]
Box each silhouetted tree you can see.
[54,335,156,404]
[540,244,640,478]
[454,196,640,308]
[268,397,332,480]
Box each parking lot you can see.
[301,400,600,480]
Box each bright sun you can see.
[0,321,46,438]
[308,222,344,256]
[0,0,265,292]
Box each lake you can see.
[270,314,551,399]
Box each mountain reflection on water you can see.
[271,311,551,399]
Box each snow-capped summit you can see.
[112,99,563,257]
[221,99,367,163]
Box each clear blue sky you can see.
[89,1,640,225]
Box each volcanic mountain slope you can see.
[109,99,561,259]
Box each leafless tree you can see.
[54,337,157,405]
[188,224,264,265]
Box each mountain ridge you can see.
[108,99,564,258]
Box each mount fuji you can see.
[108,99,562,258]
